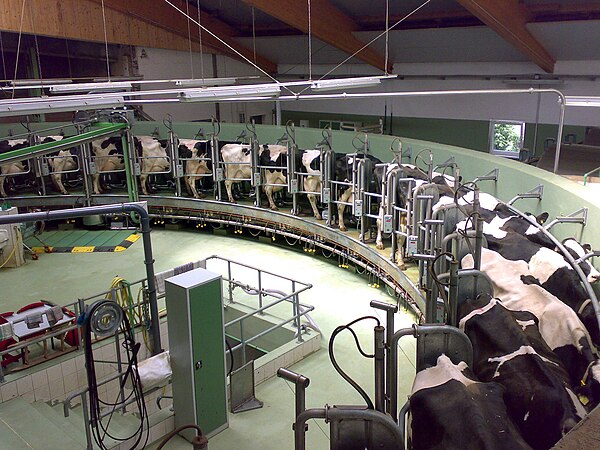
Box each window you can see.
[489,120,525,158]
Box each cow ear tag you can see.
[577,394,590,406]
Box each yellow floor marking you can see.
[72,246,95,253]
[125,234,141,243]
[114,246,126,252]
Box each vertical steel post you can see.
[121,132,138,202]
[374,325,386,413]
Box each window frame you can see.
[488,120,525,159]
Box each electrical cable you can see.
[328,316,380,410]
[225,338,234,377]
[83,302,149,450]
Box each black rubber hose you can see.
[328,316,380,410]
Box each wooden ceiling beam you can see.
[242,0,391,73]
[88,0,277,74]
[455,0,555,73]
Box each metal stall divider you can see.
[210,118,223,201]
[164,115,183,197]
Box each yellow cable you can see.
[106,276,152,352]
[0,227,21,269]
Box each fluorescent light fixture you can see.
[179,84,281,102]
[311,76,383,92]
[10,79,73,87]
[564,96,600,107]
[175,77,239,87]
[502,78,564,86]
[0,97,124,117]
[49,82,132,94]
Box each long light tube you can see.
[0,97,124,117]
[179,84,281,102]
[49,81,133,94]
[311,76,384,92]
[9,79,73,87]
[175,77,240,87]
[564,96,600,107]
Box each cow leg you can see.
[376,205,385,250]
[140,175,149,195]
[0,176,6,197]
[337,187,353,231]
[264,185,278,210]
[188,176,204,199]
[92,174,102,194]
[51,174,68,195]
[305,176,322,220]
[225,180,236,203]
[394,214,408,270]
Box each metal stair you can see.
[0,397,174,450]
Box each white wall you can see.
[133,47,600,128]
[280,61,600,127]
[133,47,275,124]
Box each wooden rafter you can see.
[455,0,555,73]
[88,0,277,74]
[241,0,391,73]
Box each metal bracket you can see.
[544,207,588,231]
[472,168,499,183]
[507,184,543,205]
[433,156,456,172]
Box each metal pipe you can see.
[553,97,566,174]
[370,300,397,414]
[374,325,386,413]
[277,368,310,423]
[389,326,418,422]
[0,203,162,355]
[448,260,459,327]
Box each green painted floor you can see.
[0,227,418,449]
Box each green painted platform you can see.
[24,229,140,253]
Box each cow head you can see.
[563,238,600,283]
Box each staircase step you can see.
[31,402,89,447]
[0,397,82,450]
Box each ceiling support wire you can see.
[0,32,7,81]
[296,0,432,96]
[100,0,112,81]
[196,0,205,80]
[11,0,27,99]
[186,0,194,79]
[308,0,312,81]
[163,0,298,95]
[28,0,44,85]
[252,6,257,75]
[64,39,73,79]
[384,0,389,76]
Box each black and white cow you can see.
[91,136,125,194]
[41,136,78,195]
[0,139,30,197]
[177,139,211,199]
[409,354,531,450]
[220,143,288,210]
[462,249,600,399]
[137,136,170,196]
[458,293,586,448]
[333,153,382,232]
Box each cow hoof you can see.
[270,206,279,211]
[61,191,68,195]
[339,225,347,232]
[399,264,407,271]
[315,215,322,221]
[376,243,384,250]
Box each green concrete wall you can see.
[281,111,587,157]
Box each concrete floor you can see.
[1,226,418,449]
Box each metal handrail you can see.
[583,165,600,185]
